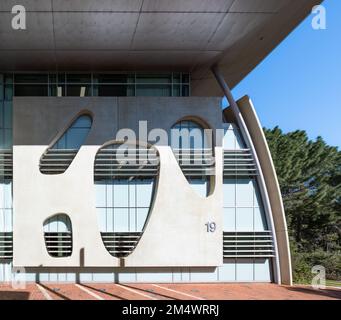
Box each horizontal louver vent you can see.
[0,232,13,259]
[101,232,142,258]
[94,148,159,180]
[223,231,275,258]
[44,232,72,257]
[223,149,257,177]
[40,149,78,174]
[173,149,215,176]
[0,150,12,180]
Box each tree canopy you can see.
[264,127,340,281]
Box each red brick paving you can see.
[0,283,340,300]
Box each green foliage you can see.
[264,127,341,281]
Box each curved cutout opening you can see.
[94,141,160,258]
[43,214,72,258]
[170,119,215,197]
[39,113,93,175]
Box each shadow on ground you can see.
[286,286,341,300]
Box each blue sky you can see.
[227,0,340,148]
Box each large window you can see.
[51,114,92,150]
[94,143,159,258]
[170,120,213,197]
[5,72,190,97]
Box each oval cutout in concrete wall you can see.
[40,114,92,174]
[43,214,72,258]
[170,120,214,197]
[94,142,159,258]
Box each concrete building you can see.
[0,0,321,285]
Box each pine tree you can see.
[264,127,341,266]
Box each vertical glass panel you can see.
[14,74,48,83]
[136,73,171,84]
[223,126,235,149]
[95,182,106,207]
[254,207,268,231]
[66,85,92,97]
[136,208,148,231]
[254,258,271,282]
[97,208,107,232]
[4,101,12,129]
[51,114,92,150]
[136,85,171,96]
[66,74,91,83]
[113,180,129,207]
[4,85,13,101]
[114,208,129,232]
[181,85,189,96]
[172,85,180,96]
[219,259,236,281]
[236,259,254,281]
[223,208,235,231]
[236,179,254,207]
[106,208,114,232]
[181,73,190,83]
[14,85,48,96]
[129,208,137,232]
[236,208,253,231]
[223,179,235,207]
[129,182,136,208]
[136,179,153,207]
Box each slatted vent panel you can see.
[223,149,257,177]
[94,147,159,180]
[0,232,13,259]
[223,231,275,258]
[44,232,72,257]
[173,149,215,176]
[101,232,142,258]
[0,150,12,180]
[40,149,78,174]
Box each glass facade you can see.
[51,115,92,150]
[170,120,212,198]
[3,72,190,98]
[220,123,272,282]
